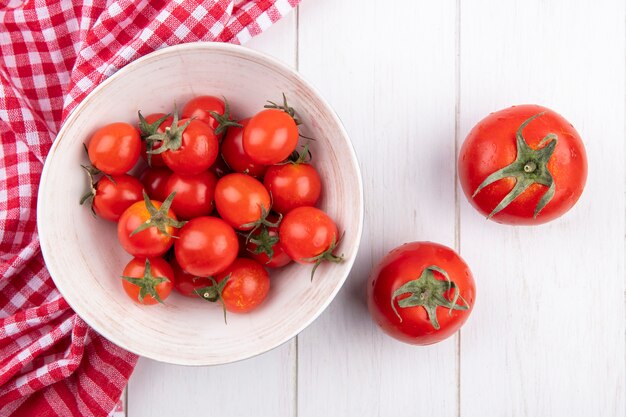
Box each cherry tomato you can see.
[181,95,235,134]
[458,105,587,225]
[165,171,217,220]
[246,215,292,268]
[117,194,182,257]
[174,216,239,276]
[243,109,299,165]
[214,173,271,230]
[160,118,219,175]
[213,258,270,313]
[138,112,173,168]
[170,257,213,298]
[90,174,143,222]
[367,242,476,345]
[263,162,322,214]
[121,257,174,305]
[87,122,141,175]
[140,167,172,202]
[221,119,267,178]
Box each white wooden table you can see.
[125,1,625,415]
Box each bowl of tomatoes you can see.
[37,43,363,365]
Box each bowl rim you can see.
[38,42,364,366]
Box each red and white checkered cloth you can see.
[0,1,298,416]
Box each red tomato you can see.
[87,122,141,175]
[243,109,299,165]
[121,257,174,305]
[205,258,270,313]
[117,193,182,257]
[140,167,172,202]
[174,216,239,276]
[155,117,219,175]
[279,207,342,278]
[263,162,322,214]
[221,119,267,178]
[90,174,143,222]
[214,173,272,230]
[458,105,587,225]
[367,242,476,345]
[246,215,292,268]
[138,112,173,168]
[170,257,213,298]
[165,171,217,220]
[181,95,240,135]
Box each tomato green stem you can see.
[472,112,558,219]
[120,259,170,304]
[390,265,469,330]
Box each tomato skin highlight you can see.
[221,119,268,178]
[170,257,212,298]
[140,167,172,202]
[122,257,174,305]
[263,163,322,214]
[92,174,143,222]
[243,109,299,165]
[165,171,217,220]
[162,119,219,175]
[139,113,173,168]
[215,258,270,313]
[458,104,587,225]
[117,200,178,257]
[88,122,141,175]
[367,242,475,345]
[214,173,271,230]
[181,95,225,131]
[174,216,239,276]
[279,206,339,263]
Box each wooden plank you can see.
[297,1,459,416]
[458,1,625,416]
[126,12,298,417]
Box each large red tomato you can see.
[458,105,587,225]
[263,161,321,214]
[367,241,476,345]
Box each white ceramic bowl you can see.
[38,43,363,366]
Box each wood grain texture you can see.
[297,1,459,416]
[457,1,625,416]
[127,13,299,417]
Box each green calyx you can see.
[301,234,344,281]
[248,225,280,262]
[283,142,312,166]
[472,112,558,219]
[210,96,243,137]
[145,108,193,155]
[391,265,469,330]
[121,259,170,304]
[138,111,171,166]
[264,93,300,125]
[194,274,231,324]
[241,205,281,240]
[130,191,186,237]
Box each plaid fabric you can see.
[0,1,298,416]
